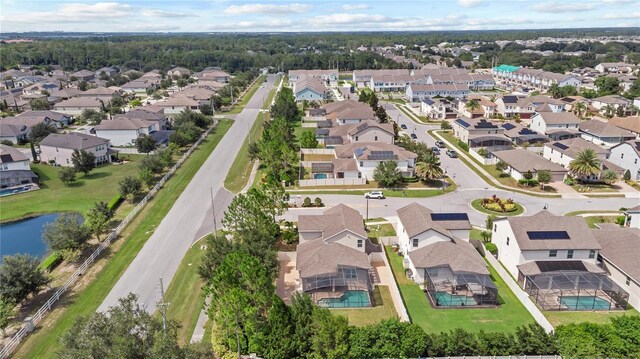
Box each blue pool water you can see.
[435,292,478,306]
[0,213,63,263]
[560,296,611,310]
[317,290,370,308]
[0,186,32,197]
[313,173,328,179]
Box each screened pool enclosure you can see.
[301,265,372,307]
[424,266,498,307]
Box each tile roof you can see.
[593,228,640,281]
[500,210,601,251]
[40,132,109,150]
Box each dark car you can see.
[446,149,458,158]
[431,146,441,154]
[410,133,417,139]
[435,141,446,148]
[400,124,407,129]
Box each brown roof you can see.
[0,144,28,163]
[609,116,640,134]
[593,228,640,281]
[499,210,601,251]
[346,121,394,136]
[296,239,370,277]
[155,96,199,107]
[95,118,154,131]
[593,95,630,106]
[493,149,567,174]
[298,204,367,240]
[294,77,326,96]
[408,238,489,274]
[545,137,610,159]
[117,109,165,121]
[397,203,471,238]
[331,158,358,172]
[579,120,635,139]
[533,111,580,125]
[53,97,102,108]
[334,142,417,161]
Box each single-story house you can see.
[494,148,568,181]
[118,109,169,130]
[70,69,95,82]
[452,118,512,150]
[39,132,112,167]
[167,67,191,78]
[608,116,640,138]
[293,78,328,102]
[334,142,417,179]
[500,121,548,147]
[0,123,29,144]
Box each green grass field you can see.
[385,246,535,333]
[0,155,144,222]
[545,307,640,327]
[225,75,266,114]
[332,286,398,326]
[13,120,233,358]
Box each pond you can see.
[0,213,63,263]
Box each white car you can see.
[364,191,385,199]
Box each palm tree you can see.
[603,104,616,118]
[415,153,444,182]
[573,102,587,119]
[628,105,640,116]
[465,99,480,113]
[569,148,601,182]
[547,83,562,99]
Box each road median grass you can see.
[385,245,535,333]
[224,75,266,114]
[470,198,525,216]
[13,119,233,358]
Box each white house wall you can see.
[609,144,640,180]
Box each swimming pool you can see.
[560,296,611,310]
[313,173,328,179]
[435,292,478,306]
[317,290,370,308]
[0,186,32,197]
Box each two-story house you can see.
[543,137,623,181]
[39,132,112,167]
[452,118,512,150]
[579,120,636,148]
[94,118,159,146]
[0,144,38,188]
[530,111,581,140]
[609,140,640,181]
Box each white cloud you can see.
[458,0,482,8]
[532,2,595,13]
[309,13,389,26]
[342,4,370,11]
[603,12,640,19]
[142,9,191,18]
[601,0,634,3]
[209,18,294,31]
[223,3,310,14]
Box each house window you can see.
[549,250,557,258]
[635,159,638,164]
[506,237,510,246]
[589,250,596,259]
[359,161,363,167]
[567,250,574,259]
[621,154,624,159]
[357,239,363,248]
[374,136,378,141]
[355,136,359,141]
[627,276,631,286]
[412,238,419,247]
[344,268,357,278]
[494,224,497,232]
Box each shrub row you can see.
[40,251,63,272]
[107,194,123,211]
[518,179,539,187]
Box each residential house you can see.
[317,142,417,179]
[595,62,635,74]
[352,69,408,88]
[370,74,426,93]
[53,97,102,116]
[396,203,497,307]
[289,70,338,87]
[593,227,640,308]
[500,121,548,147]
[492,65,581,90]
[605,73,637,92]
[405,83,470,102]
[323,100,376,125]
[426,73,495,91]
[22,82,57,96]
[317,121,394,147]
[1,113,57,134]
[457,96,497,118]
[625,205,640,229]
[495,95,521,118]
[591,95,630,115]
[39,132,112,167]
[194,68,230,83]
[95,67,118,79]
[609,140,640,181]
[15,110,72,129]
[420,98,455,119]
[119,109,168,130]
[77,87,121,101]
[452,118,512,150]
[530,111,580,140]
[608,116,640,138]
[492,211,628,311]
[543,137,623,181]
[0,123,28,144]
[95,118,159,146]
[293,78,327,102]
[296,204,375,307]
[70,69,95,82]
[120,77,159,94]
[493,149,568,181]
[579,120,635,148]
[153,96,200,115]
[0,144,38,188]
[175,86,215,105]
[167,67,191,78]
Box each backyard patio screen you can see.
[301,265,371,304]
[425,266,498,307]
[524,270,629,311]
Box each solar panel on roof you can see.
[519,128,537,135]
[535,260,587,273]
[552,142,569,150]
[324,136,343,145]
[527,231,570,240]
[431,213,469,221]
[367,151,397,160]
[502,123,516,130]
[354,147,366,158]
[455,119,470,127]
[475,120,498,129]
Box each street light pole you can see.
[210,187,218,237]
[366,197,369,221]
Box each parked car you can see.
[410,133,417,139]
[400,124,407,129]
[435,141,446,148]
[431,146,440,154]
[364,191,385,199]
[446,149,458,158]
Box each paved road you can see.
[98,75,277,313]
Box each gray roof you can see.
[95,118,154,131]
[579,120,635,139]
[17,110,70,123]
[397,203,471,238]
[117,109,165,121]
[298,204,367,240]
[40,132,109,150]
[0,144,28,163]
[493,149,567,173]
[334,142,417,161]
[517,260,605,276]
[545,137,610,159]
[498,210,601,251]
[534,111,580,125]
[296,239,370,277]
[0,123,28,137]
[593,228,640,281]
[408,238,489,274]
[54,97,102,108]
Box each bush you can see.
[302,197,312,207]
[518,179,538,187]
[107,194,123,211]
[0,140,14,146]
[485,243,498,255]
[615,216,626,226]
[402,176,419,183]
[58,167,77,185]
[40,252,63,272]
[564,177,576,185]
[457,140,469,152]
[314,197,323,207]
[623,170,631,181]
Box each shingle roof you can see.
[298,204,367,240]
[592,228,640,281]
[95,118,154,131]
[0,123,28,137]
[117,109,165,121]
[334,142,417,161]
[40,132,109,150]
[296,239,370,277]
[294,77,326,96]
[155,96,199,107]
[544,137,610,159]
[608,116,640,134]
[54,97,102,108]
[408,238,489,274]
[579,120,635,139]
[500,210,601,251]
[397,203,471,238]
[593,95,630,106]
[493,149,567,174]
[0,144,28,163]
[534,111,580,125]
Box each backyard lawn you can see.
[545,307,640,327]
[0,155,143,222]
[385,246,535,333]
[13,120,233,358]
[332,285,398,326]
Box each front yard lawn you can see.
[332,285,398,326]
[385,246,535,333]
[1,156,143,222]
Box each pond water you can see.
[0,213,63,263]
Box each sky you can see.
[0,0,639,33]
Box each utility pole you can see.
[157,278,170,334]
[210,187,218,237]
